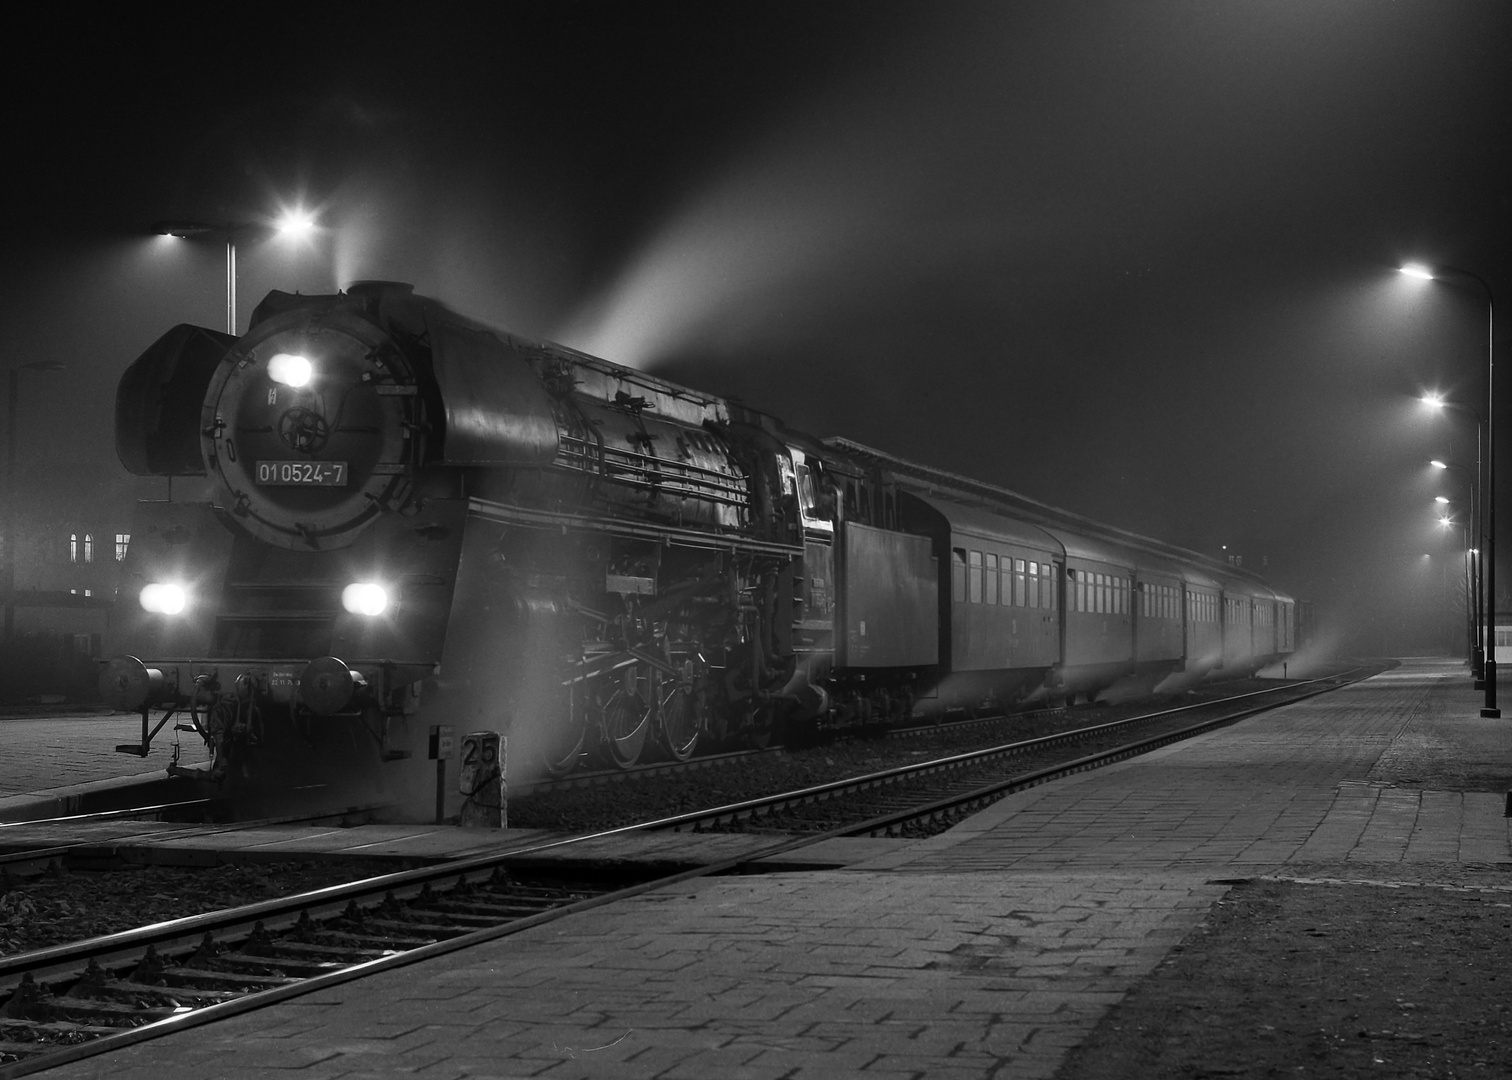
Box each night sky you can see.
[5,1,1510,655]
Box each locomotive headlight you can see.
[139,582,187,615]
[267,352,314,388]
[342,582,389,617]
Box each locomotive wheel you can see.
[657,685,700,762]
[540,680,591,778]
[744,702,780,749]
[600,688,651,769]
[540,721,587,778]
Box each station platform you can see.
[24,658,1512,1079]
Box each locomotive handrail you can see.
[467,498,802,557]
[555,433,750,507]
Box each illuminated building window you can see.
[115,533,130,561]
[83,534,93,564]
[83,589,91,597]
[69,533,77,563]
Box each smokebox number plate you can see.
[255,461,349,486]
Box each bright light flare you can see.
[1430,459,1449,469]
[140,582,187,615]
[1421,393,1445,409]
[267,353,313,387]
[1400,264,1435,280]
[1438,516,1454,527]
[342,582,389,616]
[276,210,316,238]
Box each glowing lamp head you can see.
[1400,264,1435,281]
[1430,460,1448,469]
[267,353,313,388]
[139,582,187,615]
[1435,496,1450,504]
[342,582,389,617]
[1421,393,1445,410]
[275,210,316,238]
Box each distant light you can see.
[1435,496,1450,504]
[140,582,187,615]
[1400,264,1435,281]
[1438,516,1453,527]
[267,353,313,387]
[1430,460,1449,469]
[1422,393,1445,409]
[276,210,316,238]
[342,582,389,617]
[153,220,215,239]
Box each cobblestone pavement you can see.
[34,659,1512,1080]
[0,712,204,795]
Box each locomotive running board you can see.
[467,498,802,558]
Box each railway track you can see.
[644,665,1377,836]
[0,666,1371,1076]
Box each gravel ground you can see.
[0,861,393,956]
[1058,866,1512,1080]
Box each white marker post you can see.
[458,731,504,828]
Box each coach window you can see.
[1013,559,1026,607]
[969,550,983,603]
[1028,561,1039,608]
[985,553,999,605]
[952,549,966,603]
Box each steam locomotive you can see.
[101,282,1295,820]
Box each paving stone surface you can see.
[32,659,1512,1080]
[0,711,204,795]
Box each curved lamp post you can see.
[1403,263,1498,718]
[1435,502,1477,664]
[4,361,67,640]
[1431,457,1483,681]
[153,210,315,335]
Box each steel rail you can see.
[0,666,1371,1076]
[649,667,1370,831]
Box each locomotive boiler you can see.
[101,281,1294,821]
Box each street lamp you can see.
[1402,263,1499,718]
[4,361,67,640]
[1436,509,1478,663]
[1431,457,1483,678]
[153,210,316,335]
